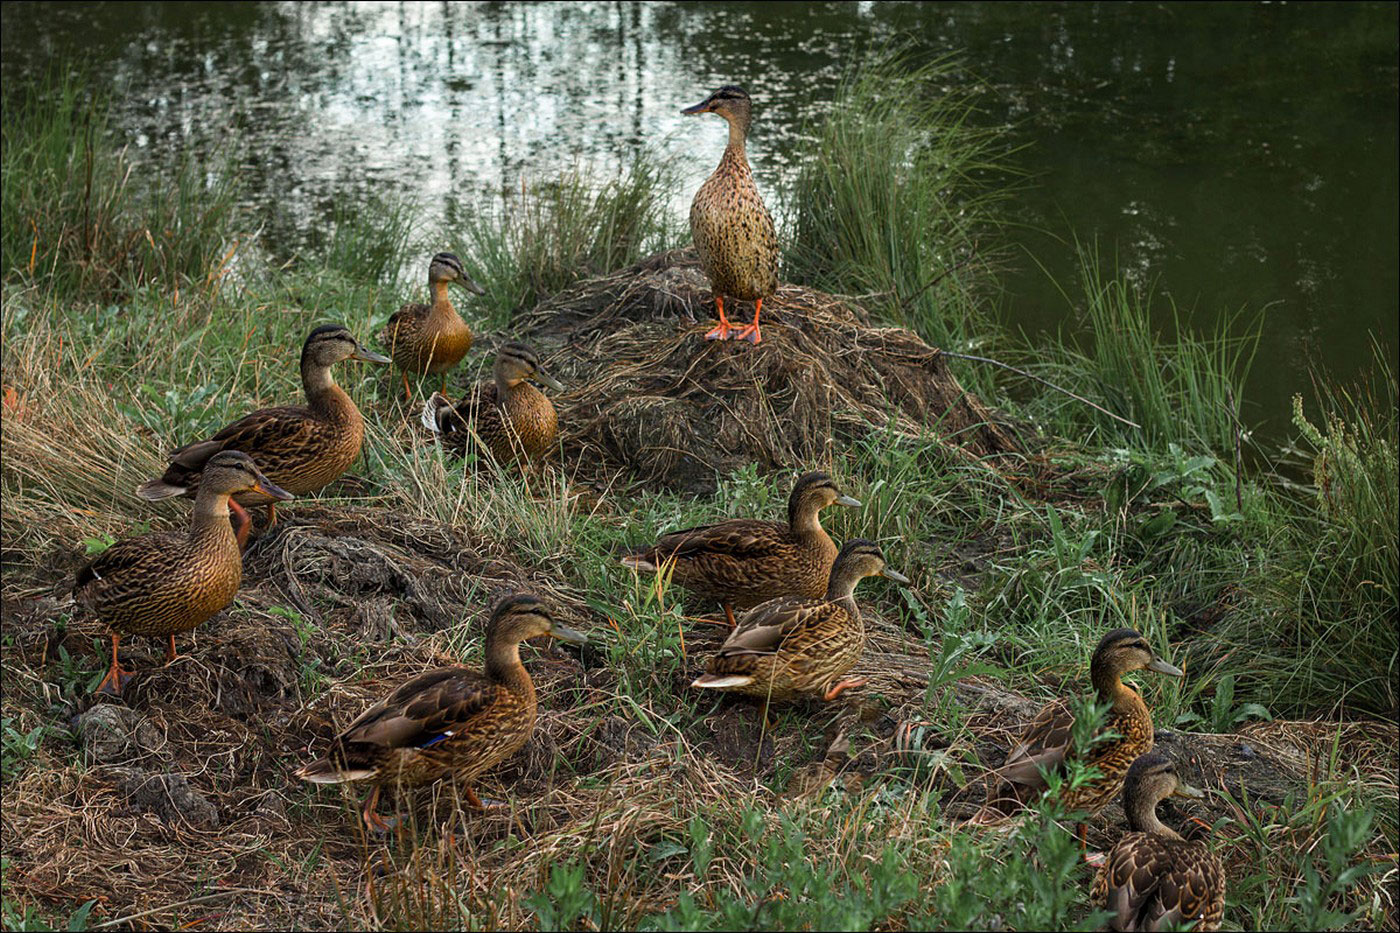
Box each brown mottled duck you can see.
[294,594,587,832]
[420,342,563,467]
[970,629,1184,841]
[621,472,862,627]
[1092,752,1225,932]
[76,451,292,696]
[683,85,780,343]
[137,325,387,542]
[691,539,908,706]
[378,252,485,399]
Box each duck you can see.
[378,252,485,399]
[621,472,862,627]
[970,629,1184,839]
[294,593,587,832]
[420,341,563,467]
[76,451,292,696]
[137,325,387,542]
[1092,752,1225,932]
[683,85,780,343]
[691,539,908,708]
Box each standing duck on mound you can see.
[378,252,485,400]
[294,594,587,832]
[969,629,1185,850]
[78,451,292,696]
[621,472,862,627]
[691,539,908,708]
[683,85,780,343]
[1092,752,1225,932]
[137,325,387,543]
[421,341,563,467]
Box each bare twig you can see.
[91,888,277,930]
[939,350,1141,429]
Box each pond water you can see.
[3,1,1396,441]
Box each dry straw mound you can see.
[514,248,1021,493]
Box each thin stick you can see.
[1225,385,1244,511]
[91,888,277,930]
[939,350,1141,429]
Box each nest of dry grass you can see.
[514,248,1021,494]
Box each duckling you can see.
[971,629,1184,834]
[622,472,861,627]
[421,342,563,467]
[378,252,485,399]
[683,85,780,343]
[1092,752,1225,932]
[691,539,908,707]
[295,594,586,832]
[137,325,387,539]
[76,451,292,697]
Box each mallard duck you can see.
[137,325,387,541]
[1092,752,1225,932]
[972,629,1184,831]
[76,451,292,697]
[621,472,861,626]
[683,85,780,343]
[294,593,586,832]
[691,539,908,705]
[420,342,563,467]
[378,252,484,399]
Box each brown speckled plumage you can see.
[1092,753,1225,932]
[378,252,483,390]
[684,85,779,341]
[136,326,387,514]
[975,629,1185,822]
[295,594,587,831]
[622,472,860,615]
[424,342,561,467]
[693,540,907,703]
[77,452,292,695]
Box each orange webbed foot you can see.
[734,299,764,343]
[705,296,733,340]
[822,677,869,701]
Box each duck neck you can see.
[190,488,238,547]
[494,372,524,399]
[485,637,535,697]
[788,497,827,542]
[301,358,354,421]
[429,280,456,318]
[1092,665,1142,715]
[1124,795,1180,839]
[823,565,866,609]
[722,107,751,160]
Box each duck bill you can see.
[1147,657,1185,678]
[835,494,862,508]
[456,276,487,296]
[681,97,714,116]
[253,477,295,501]
[880,567,911,585]
[548,622,587,645]
[1173,782,1206,800]
[352,344,391,364]
[533,370,564,392]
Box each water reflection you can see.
[2,1,1395,437]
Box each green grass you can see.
[2,60,1395,932]
[784,49,1012,361]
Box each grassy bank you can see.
[2,60,1396,931]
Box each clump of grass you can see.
[1031,247,1261,457]
[1,72,243,302]
[1223,354,1398,718]
[320,190,421,289]
[456,152,683,323]
[784,49,1009,355]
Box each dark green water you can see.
[3,1,1396,440]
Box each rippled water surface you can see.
[3,1,1396,438]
